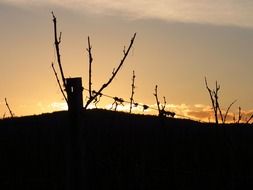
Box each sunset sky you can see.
[1,0,253,122]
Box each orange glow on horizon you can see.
[0,3,253,123]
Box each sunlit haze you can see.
[1,1,253,122]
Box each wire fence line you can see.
[82,87,202,122]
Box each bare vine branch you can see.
[205,77,238,124]
[129,70,136,113]
[154,85,161,116]
[237,106,242,123]
[5,98,14,118]
[223,99,237,124]
[52,62,68,103]
[214,81,224,122]
[161,96,166,111]
[153,86,175,117]
[205,77,224,124]
[84,33,137,109]
[205,77,219,124]
[246,114,253,124]
[87,36,93,98]
[52,12,66,90]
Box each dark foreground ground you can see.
[1,109,253,190]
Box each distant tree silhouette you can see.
[129,70,136,113]
[84,33,136,109]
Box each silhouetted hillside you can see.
[1,109,253,190]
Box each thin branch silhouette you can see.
[154,85,161,116]
[237,106,242,123]
[153,86,175,118]
[52,12,67,91]
[87,36,93,98]
[5,98,14,118]
[129,70,136,113]
[246,114,253,124]
[154,85,166,116]
[84,33,137,109]
[214,81,224,122]
[52,62,68,103]
[161,96,166,112]
[223,99,237,124]
[160,96,175,117]
[205,77,221,124]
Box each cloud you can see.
[47,100,253,123]
[50,102,68,111]
[99,101,253,123]
[2,0,253,28]
[187,110,212,121]
[239,110,253,123]
[103,102,200,120]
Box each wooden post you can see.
[66,78,83,112]
[65,77,83,190]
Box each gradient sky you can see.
[1,0,253,122]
